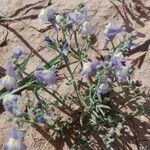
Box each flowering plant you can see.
[0,3,147,150]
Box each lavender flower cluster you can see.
[38,4,94,35]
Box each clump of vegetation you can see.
[0,3,147,150]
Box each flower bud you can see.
[12,47,25,57]
[111,52,125,69]
[38,8,56,24]
[81,62,92,81]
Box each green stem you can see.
[74,31,83,67]
[61,30,83,105]
[40,84,71,111]
[74,32,80,51]
[11,82,34,94]
[63,56,81,102]
[92,76,102,101]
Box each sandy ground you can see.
[0,0,150,149]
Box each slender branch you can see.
[63,55,88,108]
[40,84,72,111]
[74,31,83,67]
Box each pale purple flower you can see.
[61,10,73,27]
[0,76,18,90]
[81,60,104,80]
[69,7,88,24]
[115,64,129,82]
[104,23,125,41]
[38,8,56,24]
[80,21,94,35]
[111,52,125,69]
[38,9,49,24]
[98,82,110,94]
[4,128,26,150]
[47,9,56,22]
[9,128,21,139]
[34,68,57,86]
[2,94,18,114]
[12,47,25,57]
[5,62,16,76]
[111,52,130,82]
[81,62,92,80]
[3,100,16,112]
[38,8,60,30]
[0,62,18,90]
[91,59,104,71]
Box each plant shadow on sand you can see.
[111,88,150,150]
[110,0,150,34]
[32,88,150,150]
